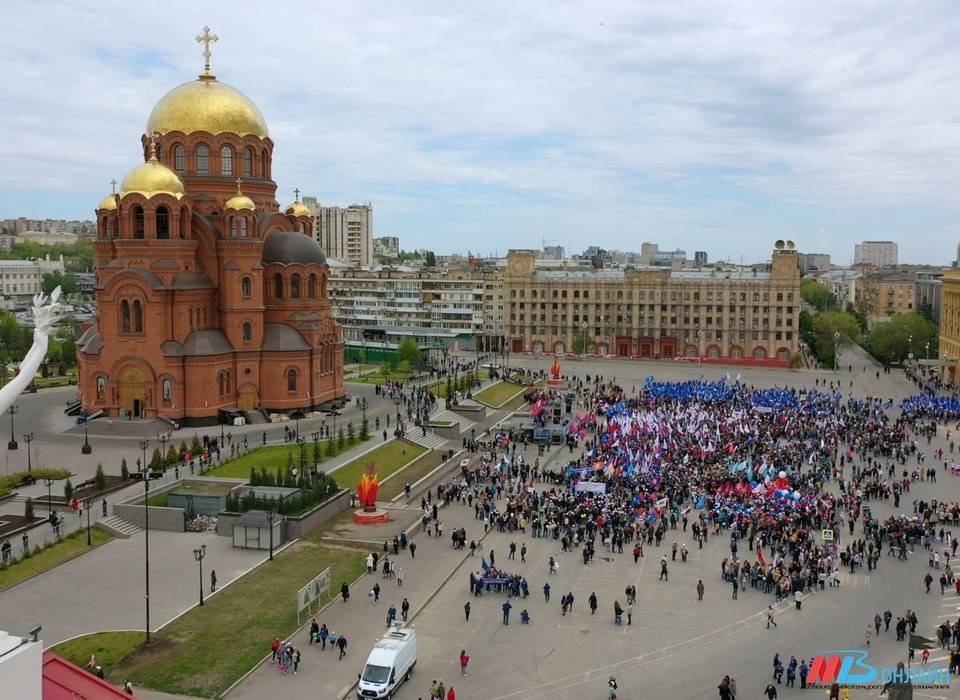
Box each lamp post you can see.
[266,508,276,561]
[908,334,913,362]
[138,438,151,642]
[81,421,92,454]
[42,477,55,517]
[925,341,930,361]
[297,437,306,478]
[158,433,168,470]
[24,433,34,473]
[84,498,92,545]
[361,396,367,427]
[193,544,207,606]
[7,405,18,450]
[295,415,300,442]
[311,431,320,472]
[833,331,840,371]
[581,321,587,363]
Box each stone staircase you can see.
[98,515,142,539]
[431,408,476,434]
[405,431,449,451]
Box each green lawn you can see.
[0,527,113,592]
[52,631,143,676]
[474,381,527,408]
[331,440,427,490]
[378,451,443,500]
[114,541,366,697]
[0,468,71,498]
[427,372,480,398]
[206,438,368,479]
[347,370,414,385]
[501,393,530,411]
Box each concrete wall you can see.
[424,422,461,440]
[284,489,351,540]
[113,502,185,532]
[451,404,486,419]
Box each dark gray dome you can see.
[263,231,326,265]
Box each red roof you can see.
[42,651,133,699]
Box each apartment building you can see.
[940,268,960,386]
[855,270,916,323]
[302,197,373,267]
[854,241,898,268]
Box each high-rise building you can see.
[78,44,344,424]
[694,251,708,267]
[373,236,399,260]
[854,241,898,268]
[303,197,373,267]
[503,244,801,365]
[541,245,565,260]
[798,253,831,274]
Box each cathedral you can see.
[76,31,345,426]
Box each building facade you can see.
[798,253,831,274]
[940,268,960,386]
[76,44,344,425]
[503,245,801,366]
[303,197,373,267]
[855,271,916,323]
[816,269,862,310]
[915,271,944,331]
[373,236,399,260]
[0,255,65,301]
[854,241,898,268]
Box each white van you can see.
[357,626,417,699]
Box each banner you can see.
[573,481,607,495]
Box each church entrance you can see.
[118,366,147,418]
[239,385,257,411]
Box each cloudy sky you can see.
[1,0,959,264]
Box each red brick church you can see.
[77,32,344,425]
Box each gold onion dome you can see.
[120,153,186,200]
[225,181,256,211]
[97,193,118,211]
[285,201,311,218]
[146,75,269,138]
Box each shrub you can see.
[120,458,129,480]
[63,480,73,502]
[24,497,34,521]
[347,421,355,443]
[337,427,345,451]
[94,464,106,491]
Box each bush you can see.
[361,417,369,441]
[63,480,73,502]
[94,464,106,491]
[325,438,335,458]
[24,497,34,521]
[347,421,355,443]
[337,427,345,452]
[120,458,129,480]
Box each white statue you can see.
[0,287,64,416]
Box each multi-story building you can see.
[303,197,372,267]
[855,270,915,323]
[651,249,687,267]
[915,271,944,330]
[940,268,960,386]
[373,236,399,260]
[816,269,862,310]
[503,244,801,366]
[799,253,831,274]
[541,245,565,260]
[0,255,65,301]
[854,241,898,268]
[694,251,708,267]
[0,218,95,236]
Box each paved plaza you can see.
[3,349,958,699]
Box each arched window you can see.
[241,277,252,298]
[218,371,225,396]
[291,274,301,299]
[196,145,209,175]
[240,217,248,238]
[261,149,269,177]
[287,368,297,393]
[121,300,131,333]
[180,207,189,238]
[273,273,284,298]
[189,308,194,329]
[230,217,237,237]
[220,146,233,176]
[133,300,143,333]
[243,147,253,177]
[242,322,252,342]
[308,274,317,298]
[174,145,185,173]
[225,371,231,394]
[156,206,169,239]
[133,206,145,239]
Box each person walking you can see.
[336,634,348,660]
[502,600,512,625]
[697,579,705,601]
[731,577,738,600]
[589,592,598,615]
[767,605,777,629]
[660,556,669,581]
[459,649,470,676]
[543,582,551,602]
[464,601,471,621]
[210,569,217,593]
[625,601,633,625]
[401,598,410,622]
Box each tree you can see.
[361,417,369,441]
[800,281,837,312]
[325,437,336,458]
[397,337,420,370]
[571,329,594,356]
[347,421,355,443]
[313,438,321,465]
[424,250,437,267]
[120,457,129,480]
[866,313,937,365]
[63,479,73,502]
[166,444,179,466]
[41,271,63,296]
[337,427,345,451]
[150,448,163,470]
[94,463,106,491]
[24,497,34,521]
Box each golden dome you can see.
[225,193,256,211]
[146,75,269,138]
[285,201,311,218]
[120,155,185,200]
[97,194,118,211]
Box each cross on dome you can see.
[196,25,219,77]
[294,188,300,201]
[110,179,117,194]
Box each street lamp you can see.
[925,341,930,361]
[908,334,913,361]
[158,433,168,469]
[294,414,300,442]
[833,331,840,371]
[42,477,55,517]
[311,431,320,472]
[81,421,92,455]
[266,508,276,561]
[7,405,18,450]
[24,433,34,472]
[138,439,151,642]
[193,544,207,606]
[84,498,92,545]
[297,437,306,477]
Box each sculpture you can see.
[550,357,561,380]
[0,287,63,417]
[356,462,379,512]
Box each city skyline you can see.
[2,2,960,264]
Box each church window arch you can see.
[196,145,209,175]
[133,300,143,333]
[242,322,253,343]
[156,206,170,239]
[239,217,248,238]
[173,145,185,173]
[274,273,284,299]
[121,300,131,333]
[189,308,194,329]
[261,149,269,178]
[180,207,189,238]
[243,147,253,177]
[220,145,233,176]
[308,274,317,298]
[133,206,145,239]
[241,276,252,298]
[287,368,297,393]
[230,217,237,237]
[291,273,301,299]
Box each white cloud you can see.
[0,0,959,262]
